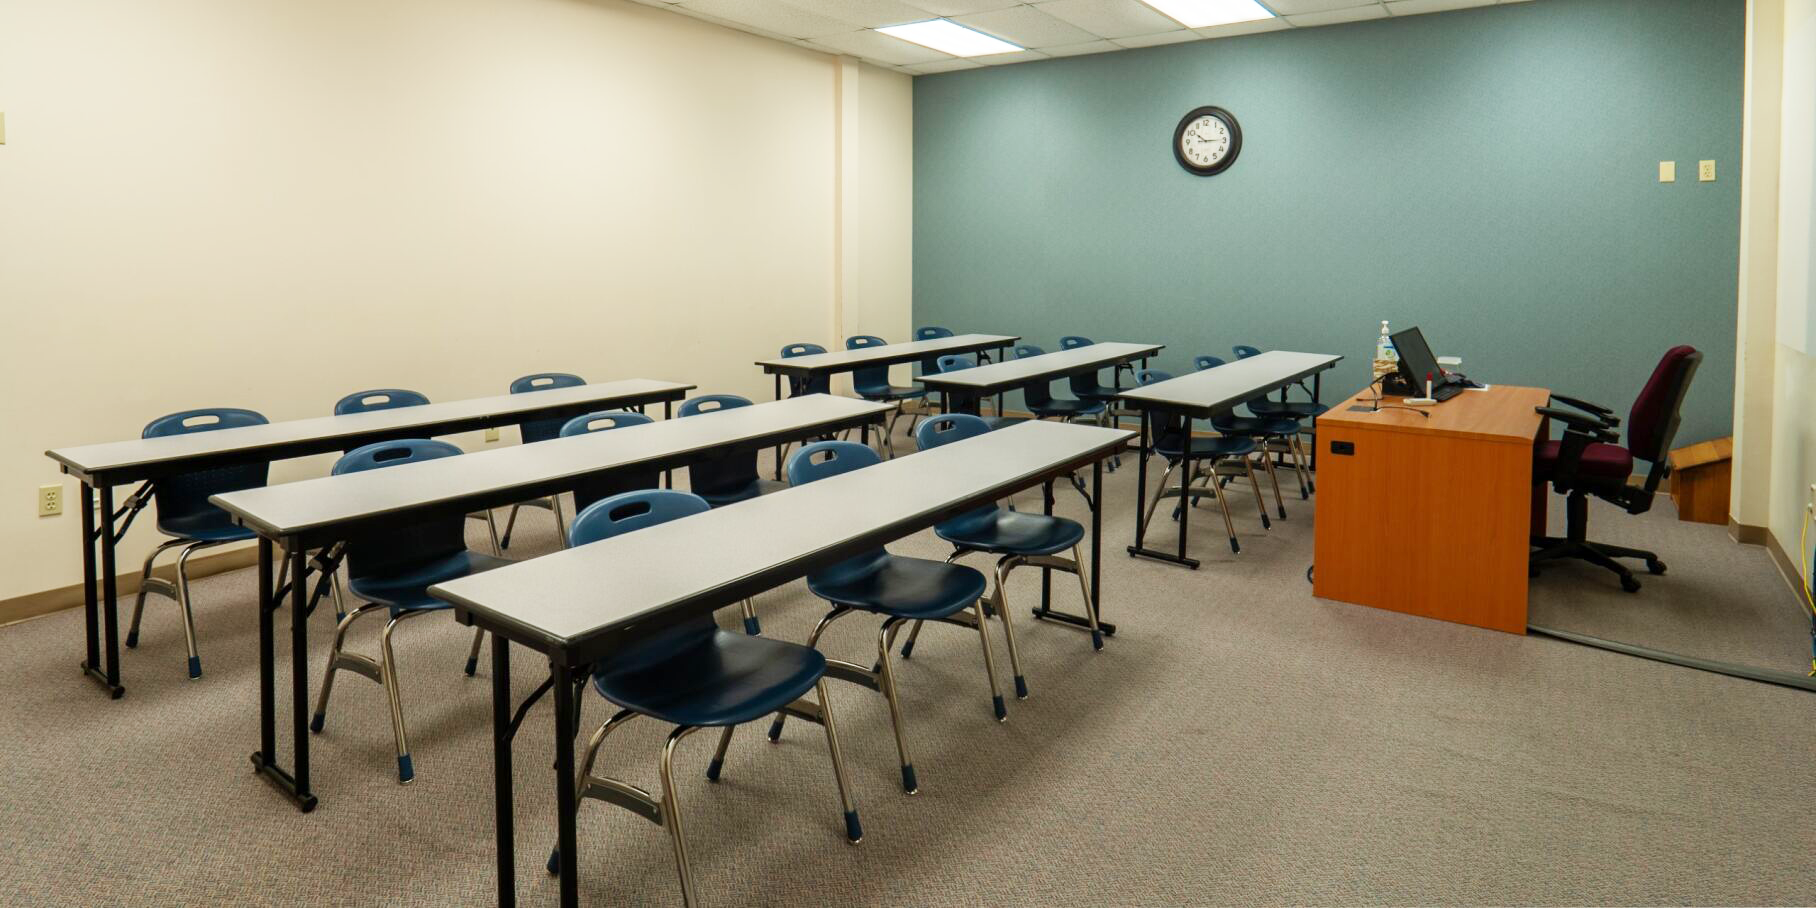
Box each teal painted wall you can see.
[912,0,1743,444]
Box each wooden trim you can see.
[1763,527,1813,614]
[0,544,258,629]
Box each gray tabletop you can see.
[754,334,1019,375]
[212,395,891,544]
[430,419,1132,659]
[1116,351,1343,417]
[918,342,1164,395]
[46,379,694,485]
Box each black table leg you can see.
[257,539,276,771]
[1127,408,1201,569]
[665,400,675,488]
[1092,460,1105,629]
[1041,479,1054,612]
[552,661,580,908]
[250,540,317,810]
[1177,417,1193,561]
[492,635,517,907]
[78,482,123,697]
[773,373,785,480]
[290,545,316,808]
[1031,461,1118,636]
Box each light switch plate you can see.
[1698,159,1715,182]
[1658,161,1675,182]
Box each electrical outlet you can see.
[483,428,501,443]
[1698,159,1715,182]
[38,484,63,517]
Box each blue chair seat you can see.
[808,556,986,621]
[1031,398,1104,417]
[157,509,258,543]
[1153,434,1259,460]
[986,416,1029,430]
[694,477,788,508]
[863,385,926,401]
[935,510,1084,557]
[347,550,513,612]
[1249,399,1329,419]
[1072,384,1121,402]
[1216,415,1300,436]
[592,630,825,727]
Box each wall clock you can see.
[1174,106,1241,176]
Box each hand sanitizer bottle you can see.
[1372,321,1397,381]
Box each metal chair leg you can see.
[658,726,703,908]
[769,608,850,741]
[126,538,186,649]
[969,598,1007,724]
[874,617,920,793]
[499,504,522,550]
[1136,460,1181,548]
[1243,459,1271,529]
[741,598,760,635]
[547,707,639,875]
[705,726,736,782]
[173,543,207,679]
[814,677,864,843]
[992,557,1029,700]
[899,619,925,658]
[1208,469,1239,554]
[551,495,568,548]
[310,602,388,733]
[380,608,437,784]
[1288,434,1313,498]
[1259,449,1286,519]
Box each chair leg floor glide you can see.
[310,603,440,783]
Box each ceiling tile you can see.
[1111,28,1200,48]
[909,0,1026,14]
[782,0,941,29]
[1264,0,1377,12]
[807,28,956,63]
[675,0,857,38]
[954,5,1099,47]
[1385,0,1495,14]
[973,49,1054,64]
[1040,38,1126,56]
[1032,0,1181,39]
[1285,3,1389,26]
[667,4,798,41]
[1194,16,1291,37]
[904,57,987,73]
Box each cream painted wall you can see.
[1766,0,1816,558]
[0,0,912,601]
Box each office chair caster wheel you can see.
[1646,559,1666,575]
[1619,575,1641,593]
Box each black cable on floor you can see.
[1527,624,1816,693]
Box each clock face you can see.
[1173,106,1241,176]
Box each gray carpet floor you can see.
[3,427,1813,906]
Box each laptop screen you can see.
[1390,326,1443,395]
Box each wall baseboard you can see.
[1762,527,1812,614]
[1730,518,1769,546]
[0,545,258,629]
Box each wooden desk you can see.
[1311,385,1549,634]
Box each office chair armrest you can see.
[1535,407,1619,443]
[1550,394,1620,425]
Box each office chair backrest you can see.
[781,343,831,396]
[916,326,954,340]
[142,408,271,526]
[678,395,759,497]
[1628,346,1702,471]
[786,441,892,585]
[936,354,975,373]
[1194,356,1226,371]
[569,489,716,666]
[559,410,659,510]
[510,372,586,444]
[334,389,429,415]
[333,439,466,579]
[845,335,895,396]
[1059,336,1093,350]
[1232,345,1262,359]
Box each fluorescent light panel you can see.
[1137,0,1276,29]
[875,19,1021,57]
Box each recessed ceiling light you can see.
[1137,0,1276,29]
[875,19,1022,57]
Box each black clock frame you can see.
[1173,106,1241,176]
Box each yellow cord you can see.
[1803,506,1815,676]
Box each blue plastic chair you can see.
[678,395,786,507]
[847,335,928,457]
[1194,355,1226,372]
[1133,371,1271,554]
[1058,335,1128,409]
[1016,344,1105,422]
[931,354,1024,431]
[310,439,512,783]
[780,342,831,397]
[905,415,1103,694]
[546,491,862,899]
[558,410,657,516]
[769,441,1001,794]
[915,326,956,378]
[333,387,503,555]
[1232,345,1262,360]
[1211,375,1308,512]
[499,373,586,549]
[1230,345,1330,420]
[125,408,272,680]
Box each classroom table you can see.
[208,394,892,811]
[42,379,693,701]
[916,341,1164,417]
[428,419,1133,908]
[754,334,1019,472]
[1115,352,1342,568]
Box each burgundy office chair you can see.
[1531,345,1701,592]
